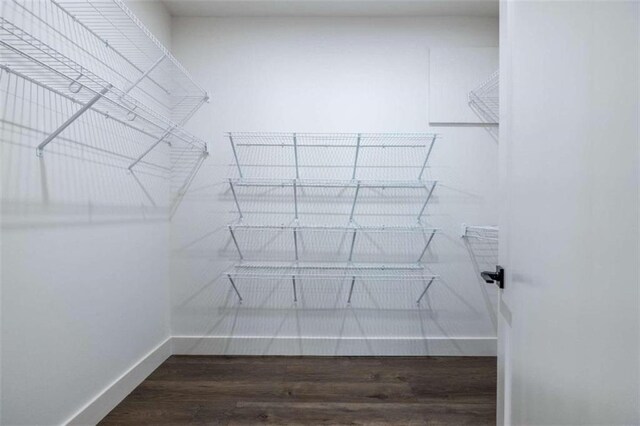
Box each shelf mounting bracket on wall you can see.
[226,274,243,301]
[348,229,358,262]
[416,277,436,304]
[292,276,298,302]
[352,133,361,180]
[416,229,437,262]
[347,276,356,304]
[229,179,243,219]
[128,124,177,170]
[418,134,437,180]
[229,225,243,260]
[36,84,112,156]
[349,181,361,223]
[293,133,299,179]
[228,133,243,178]
[293,226,299,261]
[293,180,298,220]
[417,181,438,222]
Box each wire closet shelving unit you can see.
[0,0,209,197]
[465,71,499,264]
[224,132,441,305]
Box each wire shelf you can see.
[228,132,439,181]
[0,1,208,169]
[227,178,438,224]
[468,70,499,125]
[228,223,439,263]
[225,262,439,304]
[462,224,499,242]
[3,0,208,123]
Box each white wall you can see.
[170,16,500,355]
[0,1,173,424]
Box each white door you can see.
[498,1,639,425]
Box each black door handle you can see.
[481,265,504,289]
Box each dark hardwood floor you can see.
[100,356,496,425]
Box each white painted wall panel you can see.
[0,2,173,424]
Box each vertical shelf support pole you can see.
[417,181,437,221]
[349,181,361,223]
[293,133,299,179]
[293,227,299,261]
[228,133,243,178]
[229,179,243,219]
[417,277,435,304]
[347,276,356,304]
[37,85,112,156]
[417,229,437,262]
[229,226,243,259]
[352,133,361,180]
[292,276,298,302]
[418,134,437,180]
[227,274,243,301]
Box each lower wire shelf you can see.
[225,262,438,304]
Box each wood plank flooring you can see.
[100,356,496,425]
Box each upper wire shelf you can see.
[468,70,499,125]
[228,132,439,181]
[3,0,208,123]
[0,0,208,168]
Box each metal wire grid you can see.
[0,1,207,167]
[462,225,499,283]
[227,178,438,225]
[0,67,167,171]
[462,224,499,242]
[4,0,208,122]
[225,262,438,304]
[468,70,499,124]
[227,224,438,263]
[228,132,438,181]
[222,133,442,302]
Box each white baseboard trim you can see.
[172,336,497,356]
[65,337,172,426]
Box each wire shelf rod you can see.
[224,263,439,303]
[228,178,437,189]
[228,224,440,233]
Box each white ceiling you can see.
[161,0,499,18]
